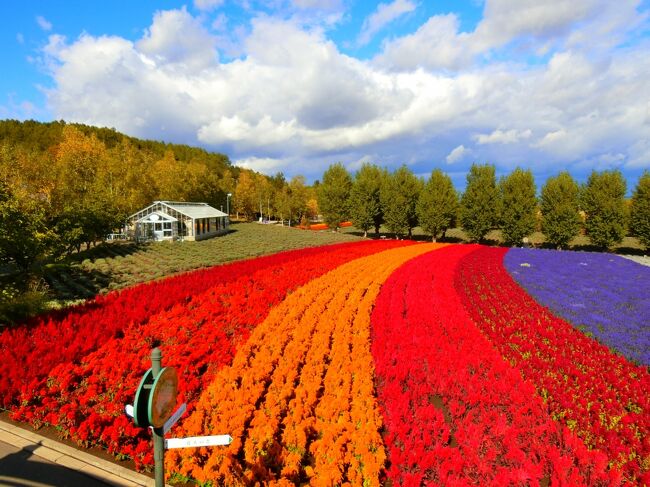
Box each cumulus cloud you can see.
[137,7,218,70]
[36,15,52,31]
[41,5,650,183]
[357,0,417,46]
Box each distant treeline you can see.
[315,162,650,251]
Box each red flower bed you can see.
[371,245,616,486]
[454,247,650,485]
[0,240,382,409]
[8,240,407,469]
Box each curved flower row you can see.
[6,240,404,469]
[0,240,387,408]
[455,247,650,484]
[168,243,441,485]
[371,245,615,486]
[504,248,650,365]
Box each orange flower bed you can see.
[168,243,446,485]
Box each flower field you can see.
[0,241,648,485]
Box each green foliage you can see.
[416,169,458,241]
[381,165,422,238]
[0,183,53,272]
[541,172,582,249]
[581,170,627,250]
[499,168,537,247]
[349,163,385,237]
[0,282,49,327]
[275,176,309,224]
[460,163,499,242]
[630,171,650,249]
[317,163,352,230]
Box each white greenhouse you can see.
[126,201,229,242]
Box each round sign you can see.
[133,368,154,428]
[148,367,178,428]
[150,213,160,221]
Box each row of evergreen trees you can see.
[317,162,650,250]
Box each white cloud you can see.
[194,0,225,11]
[234,156,288,173]
[376,14,470,70]
[137,7,218,70]
[474,129,532,145]
[357,0,417,47]
[41,7,650,182]
[36,15,52,32]
[376,0,645,71]
[446,145,470,164]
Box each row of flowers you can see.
[167,243,439,485]
[504,248,650,365]
[371,244,615,486]
[0,240,384,409]
[4,240,402,469]
[455,247,650,484]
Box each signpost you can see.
[126,348,231,487]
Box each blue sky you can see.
[1,1,649,189]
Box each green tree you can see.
[540,172,582,249]
[460,163,499,242]
[381,165,421,238]
[630,171,650,249]
[499,168,537,246]
[317,163,352,231]
[349,163,384,237]
[581,170,627,250]
[416,169,458,242]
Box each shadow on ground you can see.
[0,441,111,487]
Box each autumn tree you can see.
[581,170,627,250]
[234,170,259,221]
[630,171,650,249]
[381,165,421,238]
[317,163,352,231]
[349,163,384,237]
[540,172,582,249]
[460,163,499,242]
[416,169,458,242]
[499,168,537,246]
[0,182,52,272]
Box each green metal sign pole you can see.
[151,348,165,487]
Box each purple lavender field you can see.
[504,248,650,366]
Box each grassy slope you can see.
[44,223,361,302]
